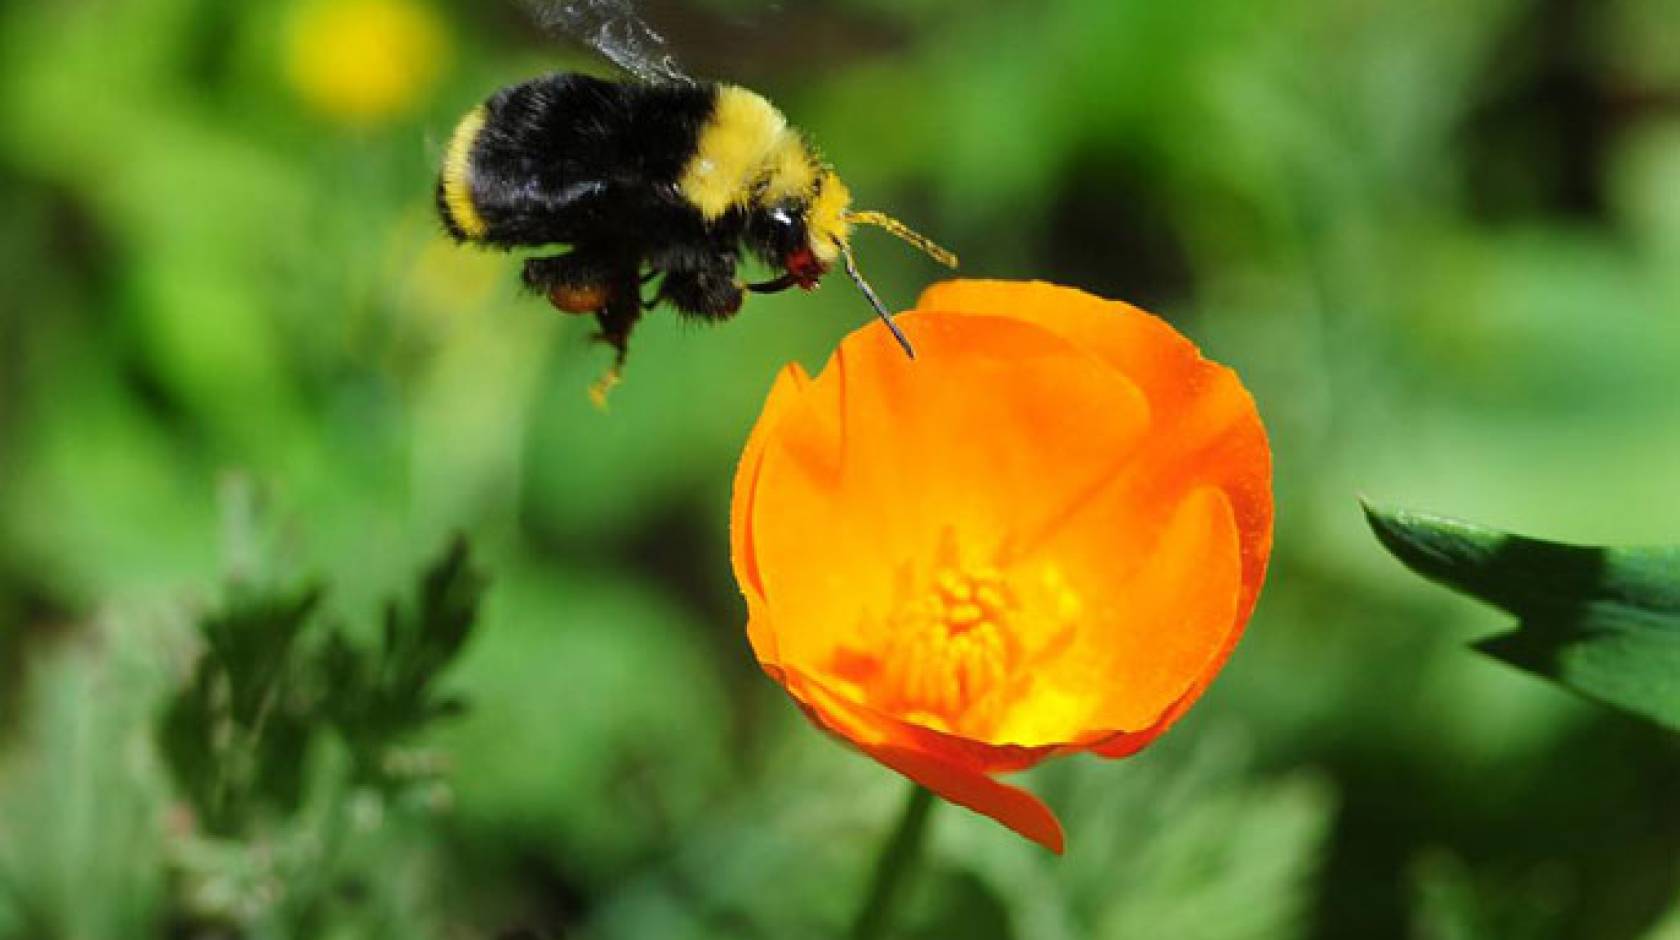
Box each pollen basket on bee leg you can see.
[547,282,612,314]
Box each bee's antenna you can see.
[843,210,960,269]
[838,239,916,360]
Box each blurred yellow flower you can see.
[285,0,448,126]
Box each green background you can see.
[2,0,1678,936]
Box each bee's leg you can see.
[642,276,665,311]
[593,293,641,361]
[587,267,644,407]
[744,273,800,294]
[657,265,745,322]
[636,266,660,306]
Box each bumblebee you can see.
[435,71,955,394]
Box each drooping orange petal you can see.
[748,312,1151,681]
[776,664,1065,853]
[859,743,1065,854]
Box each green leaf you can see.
[159,536,486,836]
[322,534,487,786]
[159,585,323,835]
[1363,503,1680,731]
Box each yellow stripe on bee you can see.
[680,86,792,220]
[442,105,489,240]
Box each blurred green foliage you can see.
[155,537,480,936]
[159,535,480,840]
[2,0,1679,937]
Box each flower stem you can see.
[849,783,937,940]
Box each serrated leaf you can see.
[1363,503,1680,731]
[160,536,486,834]
[323,534,485,780]
[160,585,322,835]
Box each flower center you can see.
[824,533,1086,742]
[878,564,1022,735]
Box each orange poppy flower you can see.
[731,280,1272,853]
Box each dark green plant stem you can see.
[849,784,937,940]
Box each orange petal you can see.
[915,280,1273,624]
[995,485,1242,744]
[731,363,813,667]
[917,280,1272,753]
[915,279,1205,422]
[748,312,1151,678]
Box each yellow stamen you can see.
[877,564,1025,735]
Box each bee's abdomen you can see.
[435,73,717,248]
[438,105,490,242]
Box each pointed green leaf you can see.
[1363,503,1680,731]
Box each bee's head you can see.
[747,167,958,359]
[804,169,853,268]
[747,204,828,289]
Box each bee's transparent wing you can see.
[524,0,693,86]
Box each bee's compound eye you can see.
[756,207,806,254]
[548,282,611,314]
[785,246,826,288]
